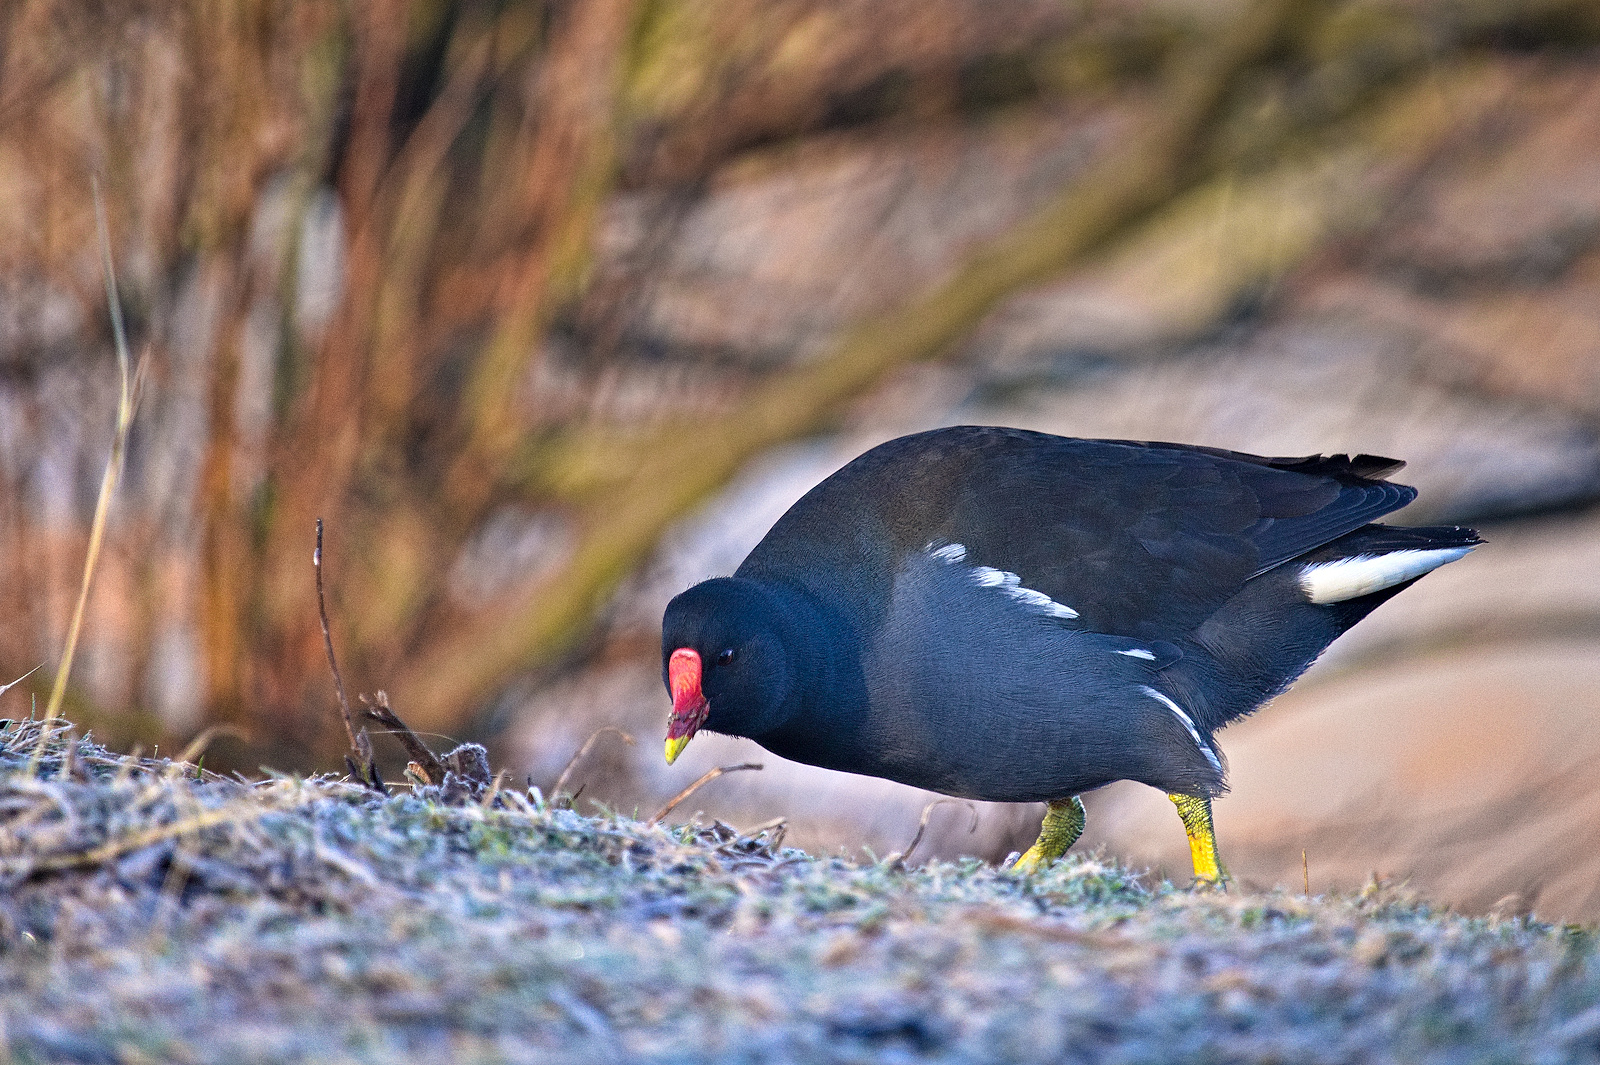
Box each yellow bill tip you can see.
[664,735,690,765]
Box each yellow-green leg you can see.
[1012,796,1085,874]
[1169,793,1228,887]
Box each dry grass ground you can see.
[2,716,1597,1064]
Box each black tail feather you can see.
[1171,522,1480,733]
[1311,523,1484,559]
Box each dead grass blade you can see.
[24,805,274,874]
[175,725,251,770]
[647,763,762,826]
[0,664,41,700]
[34,178,144,770]
[552,726,635,806]
[480,770,509,810]
[886,799,979,871]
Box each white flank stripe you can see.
[971,566,1019,588]
[1299,547,1472,605]
[1140,685,1222,775]
[1008,587,1081,620]
[1116,648,1156,660]
[931,550,1081,620]
[971,567,1079,619]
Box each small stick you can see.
[888,798,978,870]
[551,726,635,804]
[1303,849,1310,897]
[480,769,509,809]
[647,763,762,826]
[741,816,788,853]
[360,691,445,785]
[315,520,369,768]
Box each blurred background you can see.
[3,0,1599,919]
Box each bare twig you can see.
[1304,849,1311,898]
[316,519,371,774]
[647,763,762,826]
[34,178,143,770]
[886,799,979,870]
[741,816,788,852]
[345,755,389,795]
[359,691,446,785]
[551,726,635,806]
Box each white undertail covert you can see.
[1298,547,1472,605]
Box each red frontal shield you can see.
[665,648,710,763]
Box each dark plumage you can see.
[660,426,1480,878]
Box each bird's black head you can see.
[660,577,796,763]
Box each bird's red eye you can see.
[717,648,735,666]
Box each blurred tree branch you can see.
[220,0,648,752]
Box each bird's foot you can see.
[1186,872,1230,893]
[1009,844,1051,876]
[1006,796,1085,876]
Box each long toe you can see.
[1010,845,1050,876]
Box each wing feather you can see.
[741,427,1417,643]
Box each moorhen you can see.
[660,427,1479,882]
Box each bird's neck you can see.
[748,578,869,755]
